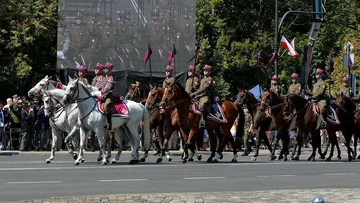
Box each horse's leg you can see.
[45,128,60,163]
[223,125,238,163]
[308,129,320,162]
[95,130,108,165]
[74,127,86,165]
[158,125,173,163]
[279,130,289,161]
[269,132,280,161]
[291,128,302,160]
[212,127,224,163]
[65,127,78,162]
[353,132,358,160]
[342,130,353,161]
[185,129,198,164]
[110,128,124,164]
[153,125,162,156]
[207,129,217,163]
[126,123,141,164]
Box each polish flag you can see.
[280,36,298,59]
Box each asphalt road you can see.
[1,151,360,202]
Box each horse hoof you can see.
[325,158,331,162]
[307,157,312,161]
[156,158,163,163]
[283,157,288,161]
[182,159,187,164]
[110,159,117,164]
[81,159,85,163]
[101,161,107,165]
[134,160,140,164]
[319,155,325,160]
[212,159,219,163]
[45,160,51,164]
[337,156,341,160]
[219,154,223,160]
[278,155,284,160]
[312,158,315,162]
[291,156,299,161]
[73,162,80,166]
[348,156,353,162]
[206,157,213,163]
[129,160,136,165]
[231,159,237,163]
[140,157,146,162]
[188,157,194,162]
[269,156,276,161]
[154,151,161,156]
[197,155,202,161]
[251,157,257,161]
[167,158,172,162]
[357,155,360,159]
[97,157,102,162]
[73,154,78,160]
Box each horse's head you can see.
[145,84,163,109]
[28,75,52,98]
[236,88,247,105]
[126,81,144,100]
[260,89,272,110]
[336,92,356,112]
[62,76,79,105]
[42,90,55,117]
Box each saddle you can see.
[312,103,340,125]
[190,97,228,123]
[98,96,130,118]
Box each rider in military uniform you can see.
[70,12,88,61]
[101,14,117,65]
[91,63,104,89]
[87,11,101,37]
[287,73,302,95]
[78,66,88,85]
[190,65,213,128]
[185,65,199,94]
[163,66,175,89]
[340,77,351,97]
[147,7,166,58]
[101,63,115,130]
[270,75,282,95]
[307,69,329,128]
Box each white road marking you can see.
[322,173,357,176]
[7,181,62,184]
[98,179,148,182]
[184,177,225,180]
[257,175,296,178]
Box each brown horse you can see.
[259,90,293,161]
[145,84,202,163]
[335,93,358,160]
[160,82,239,163]
[125,81,150,104]
[288,94,350,161]
[235,89,274,160]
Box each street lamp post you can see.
[274,0,278,76]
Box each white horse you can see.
[41,88,88,165]
[62,77,151,164]
[28,76,84,164]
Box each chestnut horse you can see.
[235,89,273,160]
[160,83,239,163]
[259,90,294,161]
[288,94,351,161]
[145,85,202,163]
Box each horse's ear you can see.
[45,75,49,80]
[237,87,241,92]
[135,81,140,86]
[48,76,52,80]
[149,84,153,89]
[68,76,73,82]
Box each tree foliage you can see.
[196,0,360,97]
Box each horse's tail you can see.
[139,103,151,151]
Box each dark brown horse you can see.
[160,83,239,163]
[259,90,293,161]
[288,94,350,161]
[335,93,358,160]
[145,84,202,163]
[125,81,150,104]
[235,89,273,160]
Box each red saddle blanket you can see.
[312,104,340,125]
[98,101,130,118]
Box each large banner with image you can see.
[57,0,196,74]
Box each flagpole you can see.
[149,44,153,84]
[173,44,176,79]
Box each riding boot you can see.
[320,110,327,128]
[200,110,209,128]
[103,114,112,130]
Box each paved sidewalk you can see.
[15,188,360,203]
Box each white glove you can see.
[91,91,101,97]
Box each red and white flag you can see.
[280,36,298,59]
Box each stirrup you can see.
[199,120,206,128]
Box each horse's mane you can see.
[78,80,92,96]
[174,82,189,97]
[244,90,258,102]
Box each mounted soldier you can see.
[190,65,213,128]
[78,66,88,85]
[70,12,88,62]
[91,63,104,89]
[270,75,282,95]
[163,66,175,89]
[101,13,117,65]
[100,63,115,130]
[185,65,199,94]
[340,77,351,97]
[306,68,330,128]
[287,73,302,96]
